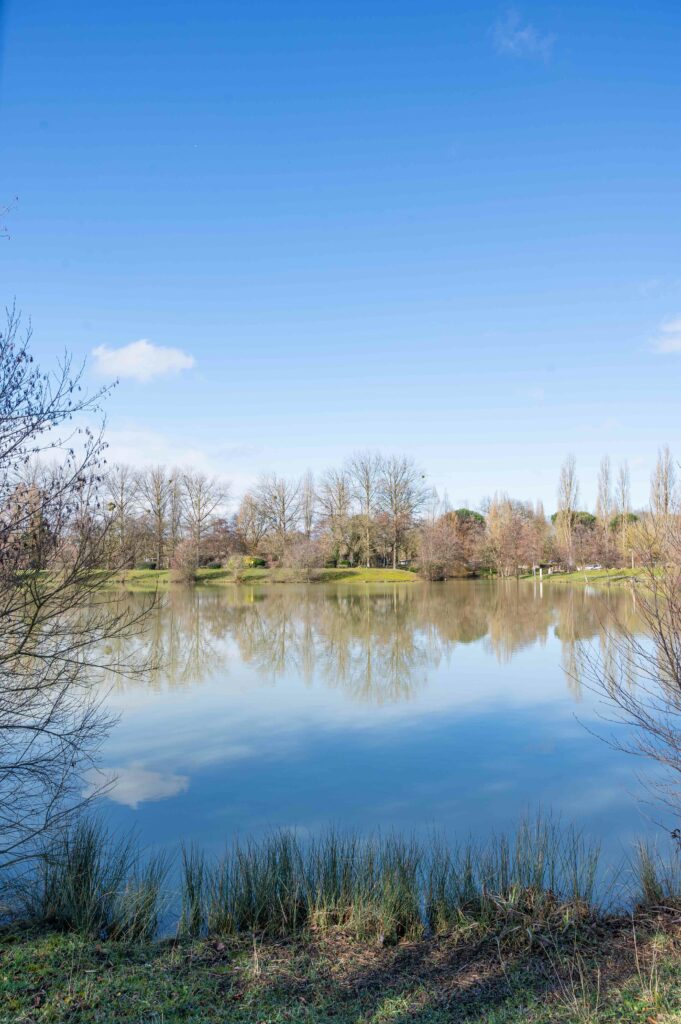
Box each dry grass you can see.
[2,913,681,1023]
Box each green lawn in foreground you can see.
[112,566,420,589]
[2,927,681,1024]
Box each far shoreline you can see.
[110,566,423,589]
[109,566,642,590]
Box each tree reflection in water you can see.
[109,581,643,705]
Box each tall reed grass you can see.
[7,815,680,946]
[179,831,422,941]
[425,818,601,942]
[633,840,681,908]
[10,819,168,941]
[180,818,598,944]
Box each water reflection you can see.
[95,581,656,857]
[114,581,643,705]
[84,763,189,809]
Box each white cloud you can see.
[652,316,681,353]
[91,339,195,382]
[83,763,189,809]
[492,9,556,60]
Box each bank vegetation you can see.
[15,443,681,584]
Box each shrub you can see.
[170,540,198,585]
[634,841,681,908]
[11,819,168,940]
[226,555,248,583]
[134,560,157,571]
[425,818,599,944]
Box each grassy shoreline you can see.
[109,566,421,589]
[3,820,681,1021]
[111,566,645,591]
[3,915,681,1023]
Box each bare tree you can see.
[379,456,428,569]
[348,451,383,568]
[182,470,228,565]
[616,460,632,563]
[138,466,173,568]
[318,468,352,565]
[300,470,316,541]
[103,463,140,566]
[650,445,677,520]
[596,456,612,523]
[484,493,536,577]
[283,535,330,581]
[168,470,185,564]
[0,308,148,868]
[417,515,463,580]
[528,500,550,568]
[616,460,631,518]
[170,537,198,585]
[235,492,268,554]
[11,462,57,571]
[594,455,615,566]
[254,474,303,560]
[556,454,579,567]
[583,517,681,821]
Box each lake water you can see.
[91,581,667,863]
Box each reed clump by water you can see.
[180,831,423,942]
[425,818,600,946]
[179,817,601,947]
[9,815,681,948]
[10,819,168,941]
[633,840,681,909]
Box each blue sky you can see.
[1,1,680,509]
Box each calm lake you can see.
[92,581,666,862]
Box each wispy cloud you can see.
[652,316,681,353]
[91,339,195,382]
[83,763,189,809]
[492,9,556,61]
[103,426,259,496]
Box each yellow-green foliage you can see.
[112,566,419,590]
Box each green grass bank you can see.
[3,820,681,1022]
[111,566,650,592]
[110,566,420,589]
[3,919,681,1024]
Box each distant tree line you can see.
[13,447,680,580]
